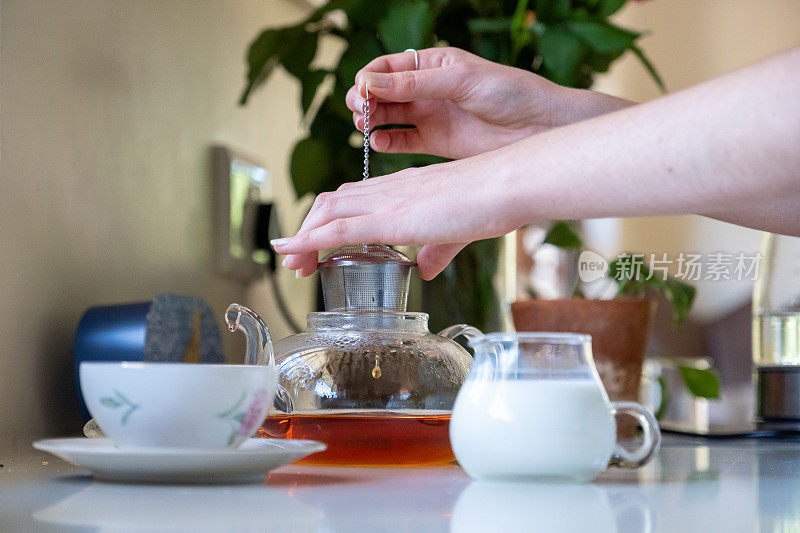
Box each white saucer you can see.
[33,437,326,484]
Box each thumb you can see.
[362,65,468,103]
[416,243,468,280]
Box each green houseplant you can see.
[239,0,664,332]
[514,222,720,421]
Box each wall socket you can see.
[212,145,277,280]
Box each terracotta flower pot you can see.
[511,298,656,435]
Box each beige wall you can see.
[0,0,317,443]
[592,0,800,320]
[2,0,798,443]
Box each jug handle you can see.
[438,324,483,345]
[607,401,662,469]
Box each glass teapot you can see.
[225,245,481,466]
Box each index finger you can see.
[355,48,453,97]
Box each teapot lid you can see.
[317,244,416,312]
[318,244,416,267]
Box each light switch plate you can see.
[212,146,275,280]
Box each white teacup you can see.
[450,333,660,482]
[80,362,277,449]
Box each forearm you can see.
[705,194,800,236]
[492,48,800,233]
[273,49,799,278]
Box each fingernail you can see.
[281,257,288,267]
[364,72,389,89]
[270,238,291,248]
[295,270,302,278]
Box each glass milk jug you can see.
[450,332,660,482]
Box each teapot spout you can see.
[225,304,274,366]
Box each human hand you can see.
[272,155,522,280]
[276,47,635,277]
[346,47,631,160]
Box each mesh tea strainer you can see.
[317,244,416,312]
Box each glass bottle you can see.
[752,232,800,426]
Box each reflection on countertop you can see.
[1,438,799,532]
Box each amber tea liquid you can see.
[259,410,454,466]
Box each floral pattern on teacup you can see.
[217,389,270,445]
[100,390,140,425]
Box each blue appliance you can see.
[73,302,151,420]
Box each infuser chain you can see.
[362,84,371,180]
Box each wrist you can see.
[556,87,637,126]
[476,145,535,234]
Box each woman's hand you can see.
[346,47,632,160]
[277,47,634,276]
[272,155,521,280]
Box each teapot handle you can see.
[225,304,293,416]
[225,304,274,367]
[438,324,483,345]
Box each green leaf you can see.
[473,35,509,64]
[239,28,283,105]
[609,252,696,324]
[608,253,647,295]
[585,48,627,73]
[435,1,475,48]
[345,0,391,28]
[536,24,584,85]
[511,0,532,60]
[290,137,333,198]
[659,276,696,326]
[597,0,627,17]
[467,17,512,33]
[631,45,666,92]
[543,221,583,249]
[306,0,353,23]
[329,79,356,121]
[678,366,721,399]
[309,100,353,142]
[378,0,430,53]
[568,21,639,54]
[536,0,571,23]
[422,238,503,333]
[239,26,321,105]
[100,397,121,408]
[300,70,328,115]
[654,376,670,421]
[280,29,318,79]
[337,35,384,89]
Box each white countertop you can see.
[1,437,799,532]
